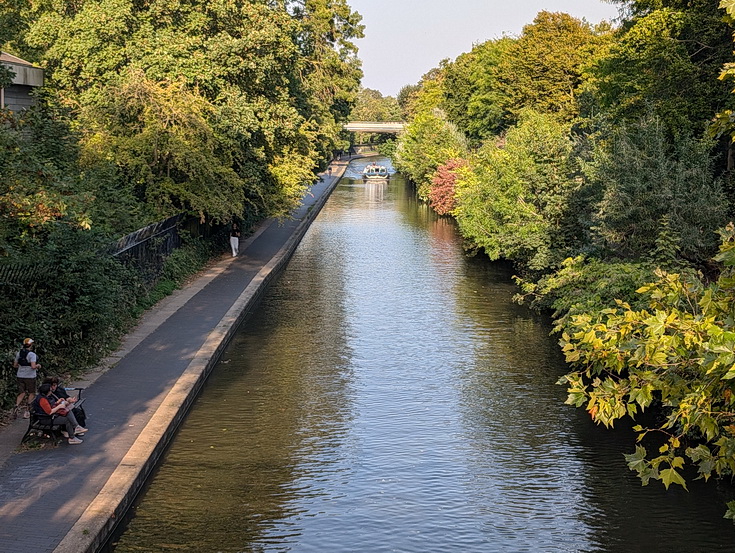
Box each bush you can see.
[0,227,142,408]
[131,233,218,317]
[428,159,466,215]
[588,115,727,263]
[515,255,660,329]
[556,225,735,510]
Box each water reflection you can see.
[113,158,735,553]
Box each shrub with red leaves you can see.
[428,158,466,215]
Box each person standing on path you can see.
[14,338,40,419]
[230,222,241,257]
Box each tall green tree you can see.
[588,114,727,263]
[463,38,515,139]
[440,50,478,139]
[397,83,421,120]
[593,1,734,137]
[3,0,363,223]
[454,110,575,272]
[350,88,401,122]
[287,0,364,160]
[440,38,516,141]
[496,11,611,123]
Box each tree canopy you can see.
[2,0,363,227]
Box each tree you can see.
[285,0,364,167]
[350,88,401,122]
[428,158,466,215]
[588,114,727,263]
[0,105,93,255]
[440,51,478,139]
[3,0,363,224]
[464,38,515,139]
[397,83,421,120]
[496,11,611,123]
[593,1,734,138]
[393,108,467,200]
[439,38,517,141]
[454,110,575,272]
[348,87,402,144]
[80,69,246,223]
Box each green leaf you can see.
[624,445,648,474]
[724,500,735,521]
[723,364,735,380]
[721,0,735,17]
[660,468,687,490]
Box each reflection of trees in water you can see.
[427,212,457,244]
[569,382,735,551]
[424,237,593,548]
[115,167,735,552]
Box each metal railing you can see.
[110,214,183,283]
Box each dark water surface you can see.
[113,158,735,553]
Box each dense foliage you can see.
[454,110,575,272]
[5,0,362,222]
[587,115,727,263]
[428,158,465,215]
[389,1,735,516]
[394,108,467,200]
[559,225,735,501]
[594,0,733,137]
[495,12,611,124]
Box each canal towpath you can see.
[0,158,353,553]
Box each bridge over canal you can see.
[343,121,406,133]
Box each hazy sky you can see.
[347,0,621,96]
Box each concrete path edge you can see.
[53,167,345,553]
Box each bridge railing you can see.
[343,121,406,133]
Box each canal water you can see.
[112,158,735,553]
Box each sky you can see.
[346,0,621,97]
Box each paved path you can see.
[0,159,353,553]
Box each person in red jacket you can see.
[31,383,88,445]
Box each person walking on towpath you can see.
[230,222,241,257]
[14,337,41,419]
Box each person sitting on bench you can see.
[42,376,87,427]
[32,383,88,445]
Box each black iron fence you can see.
[109,214,183,284]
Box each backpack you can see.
[17,348,30,367]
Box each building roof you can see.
[0,52,37,68]
[1,52,44,87]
